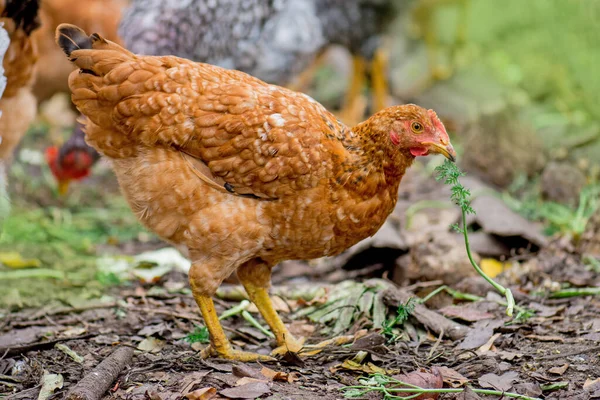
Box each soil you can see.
[2,243,600,400]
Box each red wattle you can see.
[410,147,428,157]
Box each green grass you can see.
[504,179,600,238]
[184,324,210,344]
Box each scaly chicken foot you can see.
[237,261,305,355]
[195,294,274,362]
[237,260,358,357]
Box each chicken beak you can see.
[423,142,457,162]
[58,180,70,196]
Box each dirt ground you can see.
[1,261,600,400]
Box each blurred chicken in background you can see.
[34,0,126,195]
[119,0,393,122]
[0,0,41,163]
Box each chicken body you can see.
[0,0,40,162]
[57,24,455,360]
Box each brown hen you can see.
[0,0,40,162]
[56,24,456,361]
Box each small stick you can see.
[65,346,134,400]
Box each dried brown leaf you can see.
[478,371,518,392]
[235,377,268,386]
[220,382,271,399]
[548,364,569,376]
[437,366,469,388]
[459,386,482,400]
[583,377,600,392]
[185,387,217,400]
[524,334,564,342]
[232,364,263,380]
[476,332,501,355]
[391,368,444,399]
[260,367,299,383]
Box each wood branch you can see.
[65,346,134,400]
[382,287,469,341]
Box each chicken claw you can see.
[299,334,357,357]
[270,334,305,356]
[200,345,275,362]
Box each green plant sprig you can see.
[342,373,541,400]
[435,160,515,317]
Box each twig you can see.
[536,345,600,360]
[0,334,95,357]
[383,288,468,341]
[65,346,134,400]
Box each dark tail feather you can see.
[2,0,41,35]
[56,24,92,58]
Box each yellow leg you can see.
[194,295,274,361]
[188,260,274,362]
[237,260,357,357]
[339,55,367,125]
[413,0,452,81]
[370,48,389,113]
[287,50,328,92]
[237,261,304,355]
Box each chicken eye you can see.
[411,122,423,133]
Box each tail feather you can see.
[56,24,92,58]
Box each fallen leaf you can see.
[437,366,469,388]
[260,367,299,383]
[138,323,170,337]
[584,378,600,392]
[37,372,63,400]
[232,364,263,380]
[548,364,569,376]
[513,382,543,398]
[137,337,166,353]
[528,303,564,318]
[220,382,271,399]
[524,334,564,342]
[467,178,547,247]
[391,368,444,400]
[478,371,518,392]
[458,319,503,350]
[350,333,387,352]
[55,343,84,364]
[439,305,494,322]
[62,327,87,337]
[496,350,523,361]
[287,321,316,338]
[180,371,211,395]
[334,359,390,375]
[459,386,482,399]
[235,377,268,387]
[185,387,216,400]
[476,332,501,355]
